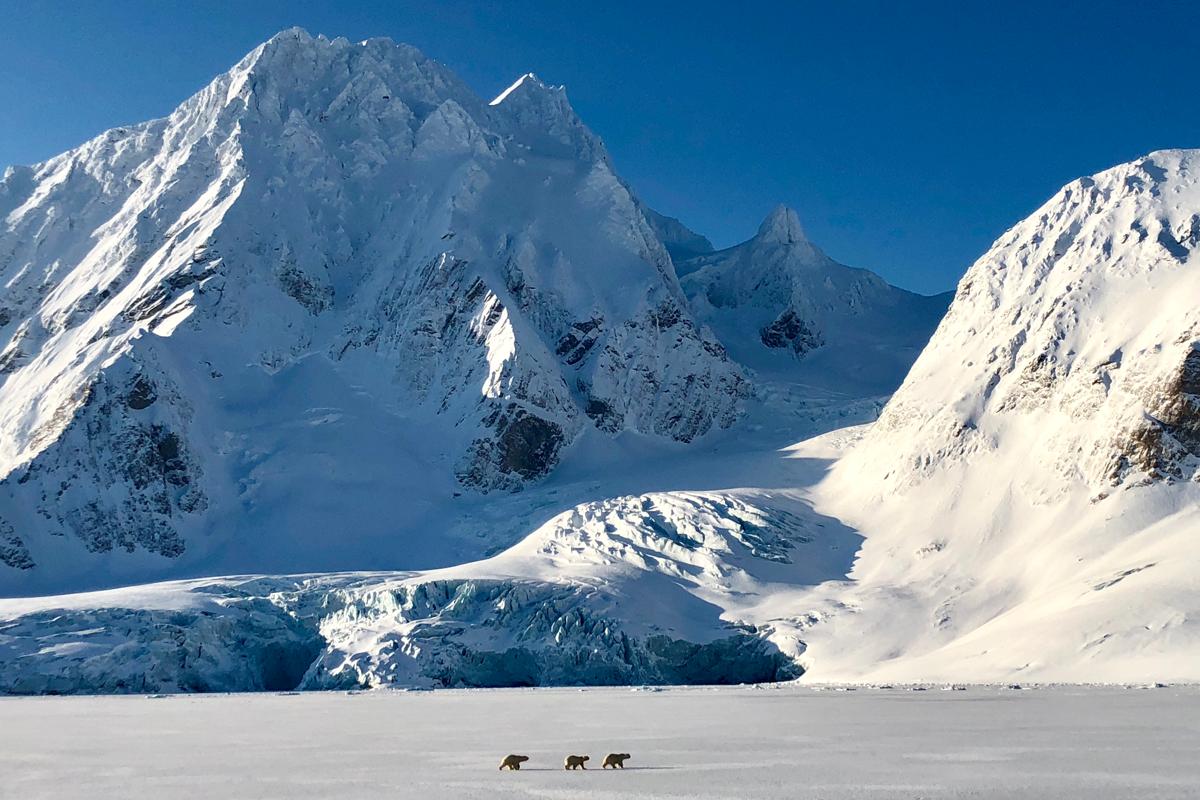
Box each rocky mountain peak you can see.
[755,204,808,245]
[0,30,746,592]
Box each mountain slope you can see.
[799,149,1200,682]
[642,207,715,263]
[0,29,748,593]
[680,205,950,396]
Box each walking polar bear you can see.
[564,754,590,770]
[602,753,631,769]
[499,754,529,770]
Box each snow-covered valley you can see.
[0,384,874,693]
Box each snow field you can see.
[3,685,1200,799]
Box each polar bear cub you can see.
[563,754,590,770]
[499,754,529,770]
[602,753,631,769]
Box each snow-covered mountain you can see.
[681,205,950,395]
[799,149,1200,682]
[0,28,973,693]
[0,29,752,593]
[14,131,1197,691]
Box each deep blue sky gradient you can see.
[2,0,1197,293]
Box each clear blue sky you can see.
[2,0,1197,294]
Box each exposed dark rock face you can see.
[497,414,565,479]
[555,318,602,365]
[0,363,206,562]
[648,299,684,329]
[1158,344,1200,456]
[458,407,566,488]
[0,330,27,374]
[125,373,158,410]
[0,520,34,569]
[585,396,622,433]
[1110,343,1200,483]
[760,309,824,356]
[122,267,216,323]
[277,261,334,315]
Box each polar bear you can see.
[602,753,631,769]
[499,754,529,770]
[564,754,590,770]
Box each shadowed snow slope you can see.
[800,150,1200,683]
[642,207,715,263]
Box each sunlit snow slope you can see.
[800,150,1200,683]
[10,32,1194,692]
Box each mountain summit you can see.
[755,204,808,245]
[679,206,950,393]
[0,30,748,592]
